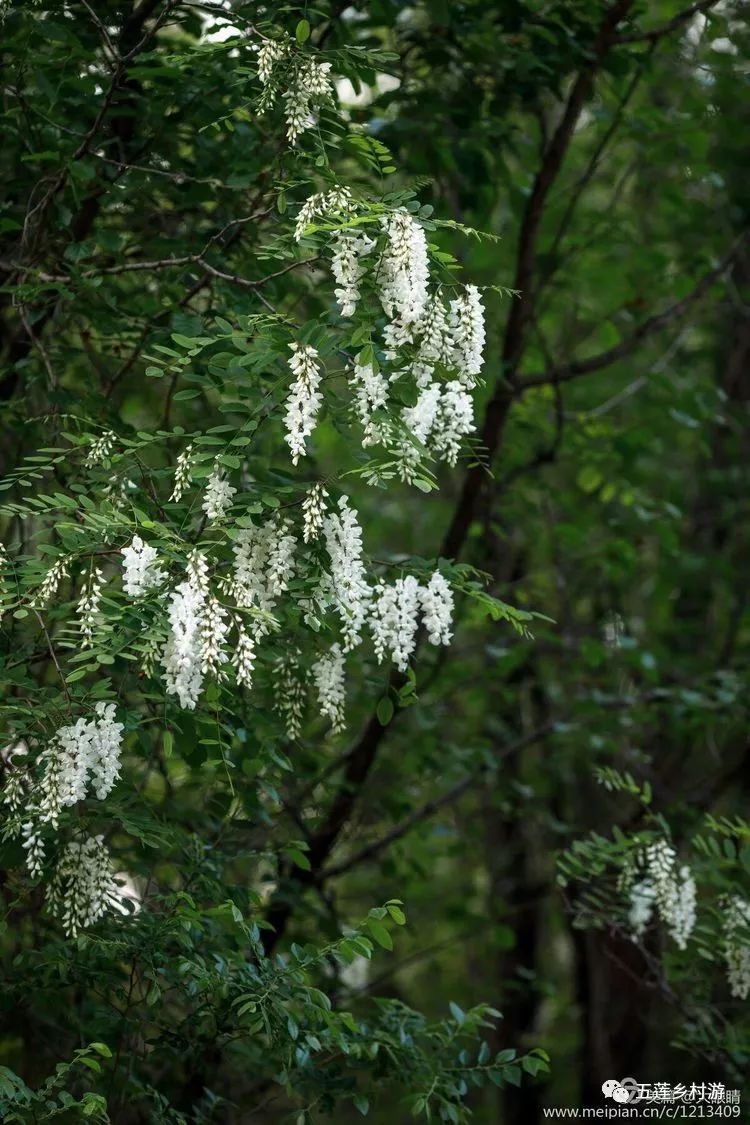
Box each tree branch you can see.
[614,0,722,45]
[519,238,744,391]
[320,725,554,881]
[261,0,636,956]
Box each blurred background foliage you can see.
[1,1,749,1122]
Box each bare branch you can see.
[321,726,554,881]
[519,239,744,391]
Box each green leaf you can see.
[366,917,393,950]
[376,697,394,726]
[295,19,310,44]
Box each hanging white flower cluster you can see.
[201,593,229,677]
[370,576,420,672]
[450,284,486,384]
[84,429,116,468]
[33,556,69,609]
[163,552,208,709]
[312,643,346,732]
[322,496,372,651]
[285,343,323,464]
[45,702,124,816]
[420,570,455,645]
[292,195,486,476]
[294,186,352,242]
[256,36,289,115]
[257,39,333,145]
[46,835,122,938]
[232,515,296,617]
[77,567,104,647]
[8,705,124,880]
[379,208,430,336]
[170,442,194,502]
[274,649,307,740]
[370,568,455,672]
[203,461,237,522]
[0,542,9,621]
[232,622,256,689]
[121,536,166,598]
[332,230,376,318]
[283,58,333,144]
[302,481,329,543]
[257,37,287,86]
[352,361,389,447]
[725,896,750,1000]
[626,839,697,950]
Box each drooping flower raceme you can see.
[332,231,376,318]
[379,209,430,335]
[628,879,656,939]
[312,643,346,732]
[294,186,352,242]
[411,293,454,387]
[257,37,287,86]
[38,702,124,827]
[203,462,236,522]
[352,361,389,447]
[200,594,230,678]
[725,896,750,1000]
[302,482,328,543]
[77,567,104,646]
[232,623,256,689]
[274,649,307,740]
[33,557,69,609]
[626,840,697,951]
[84,430,116,468]
[122,536,166,598]
[420,570,455,646]
[46,835,121,938]
[233,516,296,617]
[431,381,475,466]
[283,58,333,145]
[162,553,208,710]
[285,343,323,465]
[449,284,486,385]
[370,575,421,672]
[170,442,194,502]
[322,496,371,651]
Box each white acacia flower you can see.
[285,343,323,464]
[232,623,256,689]
[122,536,166,598]
[332,231,375,317]
[449,284,486,385]
[370,575,421,672]
[294,186,352,242]
[162,554,208,709]
[312,644,346,732]
[420,570,454,646]
[233,516,296,618]
[283,59,333,144]
[379,208,429,332]
[47,835,121,938]
[352,362,389,447]
[38,702,124,825]
[77,567,105,646]
[302,482,329,543]
[170,443,195,502]
[203,462,236,522]
[725,896,750,1000]
[322,496,371,651]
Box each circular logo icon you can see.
[615,1077,641,1105]
[601,1080,619,1097]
